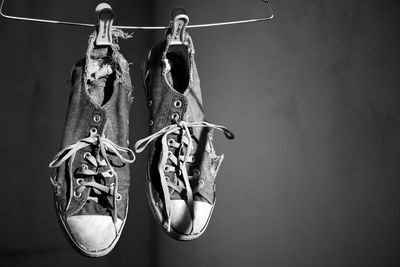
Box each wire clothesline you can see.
[0,0,274,29]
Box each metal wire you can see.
[0,0,274,30]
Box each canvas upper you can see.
[49,29,135,257]
[135,31,234,240]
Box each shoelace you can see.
[49,132,135,223]
[135,121,234,231]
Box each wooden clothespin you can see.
[169,7,189,45]
[95,3,114,46]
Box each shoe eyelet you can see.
[167,138,175,146]
[171,113,180,122]
[174,100,182,108]
[90,127,98,135]
[193,169,201,176]
[189,155,195,162]
[73,191,82,198]
[148,100,153,106]
[76,178,84,186]
[116,193,122,201]
[164,165,171,172]
[149,120,154,126]
[93,114,101,123]
[81,164,89,170]
[199,180,205,186]
[83,152,91,159]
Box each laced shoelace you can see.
[49,132,135,223]
[135,120,234,231]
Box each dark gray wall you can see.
[1,0,399,266]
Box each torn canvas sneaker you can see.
[135,31,234,241]
[49,29,135,257]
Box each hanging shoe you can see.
[49,29,135,257]
[135,30,234,241]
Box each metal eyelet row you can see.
[90,114,102,136]
[171,99,183,122]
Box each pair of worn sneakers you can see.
[49,27,233,257]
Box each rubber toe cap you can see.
[66,215,123,256]
[169,200,213,238]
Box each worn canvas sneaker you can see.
[135,31,234,240]
[49,29,135,257]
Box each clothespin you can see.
[169,7,189,45]
[95,3,114,46]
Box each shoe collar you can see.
[161,32,196,86]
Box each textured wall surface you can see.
[0,0,399,266]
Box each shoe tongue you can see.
[168,188,211,204]
[167,176,213,204]
[194,195,211,204]
[76,199,111,216]
[91,47,110,59]
[169,190,182,201]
